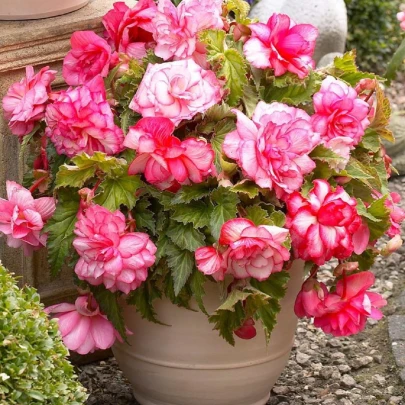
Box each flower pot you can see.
[113,261,304,405]
[0,0,90,20]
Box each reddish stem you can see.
[364,87,375,103]
[29,176,47,193]
[342,270,347,300]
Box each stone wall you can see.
[0,0,118,304]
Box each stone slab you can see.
[388,315,405,342]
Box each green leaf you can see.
[262,71,321,106]
[163,268,193,309]
[165,243,195,296]
[310,145,346,168]
[90,286,127,341]
[134,198,156,234]
[367,196,391,240]
[385,37,405,84]
[359,129,381,153]
[190,270,208,315]
[56,152,127,189]
[226,0,251,24]
[156,235,170,262]
[200,29,226,56]
[370,85,394,143]
[166,221,205,251]
[250,271,290,300]
[327,51,377,86]
[19,123,41,159]
[343,157,382,191]
[270,211,286,227]
[126,280,164,324]
[171,200,213,228]
[120,108,139,134]
[43,190,80,277]
[245,205,273,226]
[211,118,236,172]
[348,249,377,271]
[356,199,381,222]
[94,171,143,211]
[231,180,260,198]
[210,187,240,239]
[172,182,212,204]
[242,84,259,118]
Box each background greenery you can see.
[345,0,404,74]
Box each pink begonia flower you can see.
[243,13,318,79]
[398,11,405,30]
[46,295,124,355]
[294,278,327,318]
[385,192,405,237]
[2,66,56,136]
[45,76,124,158]
[102,0,157,59]
[196,218,290,281]
[124,117,215,190]
[63,31,112,86]
[223,102,319,199]
[73,204,157,294]
[0,181,55,255]
[286,180,369,265]
[381,234,403,256]
[129,59,222,126]
[195,246,226,281]
[153,0,223,62]
[313,271,387,337]
[234,318,257,340]
[311,76,371,169]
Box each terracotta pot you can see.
[113,261,303,405]
[0,0,90,20]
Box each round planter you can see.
[0,0,90,20]
[113,261,304,405]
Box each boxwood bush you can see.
[345,0,403,74]
[0,262,87,405]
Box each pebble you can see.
[351,356,374,369]
[341,374,356,388]
[296,352,310,365]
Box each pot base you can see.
[133,392,271,405]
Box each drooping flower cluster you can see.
[0,181,55,255]
[124,117,215,190]
[286,180,369,265]
[45,76,124,157]
[2,66,56,136]
[73,204,157,294]
[223,102,318,199]
[195,218,290,281]
[1,0,402,353]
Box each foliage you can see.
[0,263,87,404]
[344,0,403,74]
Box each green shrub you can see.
[345,0,403,74]
[0,262,87,405]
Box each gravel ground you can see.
[78,177,405,405]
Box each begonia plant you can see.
[1,0,404,351]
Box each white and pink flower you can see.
[223,101,318,199]
[0,181,55,255]
[124,117,215,190]
[2,66,56,136]
[243,13,318,78]
[102,0,157,59]
[196,218,290,281]
[385,192,405,237]
[311,76,371,168]
[153,0,223,63]
[73,204,157,294]
[286,180,369,265]
[46,294,124,354]
[129,59,222,125]
[45,75,124,158]
[63,31,112,85]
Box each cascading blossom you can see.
[311,76,371,168]
[129,59,222,125]
[153,0,223,63]
[385,192,405,237]
[286,180,370,265]
[398,10,405,30]
[196,218,290,281]
[63,31,113,85]
[45,295,125,354]
[73,204,157,294]
[102,0,157,59]
[2,66,56,136]
[0,181,55,255]
[124,117,215,190]
[223,102,318,199]
[243,13,318,79]
[45,76,124,158]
